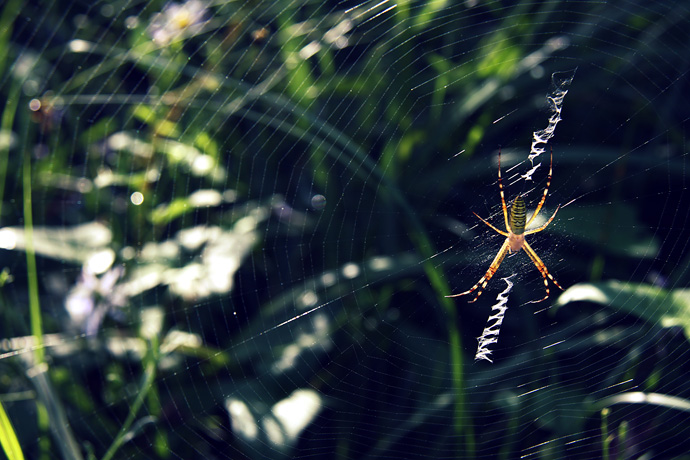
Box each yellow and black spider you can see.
[447,149,564,303]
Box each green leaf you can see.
[149,189,224,224]
[414,0,450,30]
[555,281,690,339]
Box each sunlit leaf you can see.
[556,281,690,339]
[592,392,690,413]
[0,222,114,273]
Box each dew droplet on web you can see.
[311,194,327,210]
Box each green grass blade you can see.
[601,408,610,460]
[0,0,21,77]
[23,146,44,365]
[0,399,24,460]
[101,344,157,460]
[0,69,20,223]
[27,365,83,460]
[0,0,22,223]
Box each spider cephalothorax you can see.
[447,149,564,303]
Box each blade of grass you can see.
[0,399,24,460]
[616,421,628,460]
[0,0,21,77]
[21,121,54,459]
[22,146,44,365]
[0,0,22,223]
[101,342,157,460]
[0,69,21,223]
[601,408,610,460]
[27,364,83,460]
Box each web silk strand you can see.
[475,275,515,362]
[524,69,577,178]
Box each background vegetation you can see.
[1,0,689,459]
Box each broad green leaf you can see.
[555,281,690,339]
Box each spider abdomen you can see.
[509,195,527,235]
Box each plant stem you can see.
[23,146,44,365]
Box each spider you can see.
[447,149,564,303]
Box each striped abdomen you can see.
[509,196,527,235]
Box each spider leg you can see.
[522,240,564,303]
[498,149,511,232]
[473,212,509,237]
[524,205,561,235]
[525,146,554,228]
[446,239,510,302]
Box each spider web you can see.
[1,1,690,459]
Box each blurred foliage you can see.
[0,0,689,459]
